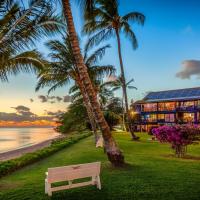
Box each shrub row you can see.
[0,132,92,178]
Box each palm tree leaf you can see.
[122,22,138,49]
[123,12,145,25]
[85,44,111,65]
[85,27,113,50]
[127,86,137,90]
[0,50,45,81]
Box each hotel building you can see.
[133,87,200,132]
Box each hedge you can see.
[0,132,92,178]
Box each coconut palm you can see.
[61,0,124,166]
[0,0,62,81]
[104,76,137,132]
[83,0,145,139]
[36,33,115,143]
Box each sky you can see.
[0,0,200,126]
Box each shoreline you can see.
[0,134,63,161]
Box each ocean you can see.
[0,127,60,153]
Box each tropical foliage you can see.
[36,34,114,94]
[83,0,145,139]
[36,33,115,137]
[0,0,62,81]
[153,125,200,157]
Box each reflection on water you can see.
[0,128,60,153]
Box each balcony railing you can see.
[176,106,198,112]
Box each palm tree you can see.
[61,0,124,166]
[83,0,145,140]
[104,76,137,132]
[36,34,115,143]
[0,0,62,81]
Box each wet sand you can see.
[0,135,62,161]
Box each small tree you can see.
[153,125,200,158]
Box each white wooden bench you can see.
[45,162,101,196]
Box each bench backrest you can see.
[47,162,101,183]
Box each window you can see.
[165,114,175,122]
[184,101,194,107]
[143,103,157,112]
[165,102,175,111]
[158,103,165,111]
[180,101,194,107]
[145,114,157,122]
[158,102,175,111]
[183,113,194,122]
[158,114,165,121]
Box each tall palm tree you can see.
[83,0,145,140]
[61,0,124,166]
[36,34,115,143]
[0,0,62,81]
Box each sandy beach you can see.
[0,135,62,161]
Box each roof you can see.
[142,87,200,103]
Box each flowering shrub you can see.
[152,125,200,157]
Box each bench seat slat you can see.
[48,162,100,173]
[51,180,94,192]
[48,168,99,183]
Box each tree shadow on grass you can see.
[104,161,141,172]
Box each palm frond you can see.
[85,27,113,50]
[127,86,137,90]
[89,65,115,81]
[85,44,110,65]
[122,12,145,25]
[122,22,138,49]
[0,50,45,81]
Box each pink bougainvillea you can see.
[152,125,200,157]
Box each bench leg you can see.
[96,176,101,190]
[68,180,72,188]
[92,176,96,185]
[48,187,52,197]
[45,179,47,194]
[45,181,52,196]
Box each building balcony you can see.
[176,106,199,112]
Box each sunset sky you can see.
[0,0,200,127]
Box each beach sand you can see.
[0,135,62,161]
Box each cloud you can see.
[63,95,72,103]
[176,60,200,79]
[12,105,30,112]
[48,96,56,100]
[11,105,35,117]
[56,96,63,102]
[38,95,48,103]
[38,95,63,103]
[0,108,61,123]
[45,110,64,117]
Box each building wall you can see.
[134,99,200,132]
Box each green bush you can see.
[0,132,92,178]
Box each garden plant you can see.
[153,125,200,158]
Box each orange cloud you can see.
[0,120,58,127]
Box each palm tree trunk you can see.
[76,78,99,144]
[62,0,124,166]
[115,29,138,140]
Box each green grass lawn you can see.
[0,132,200,200]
